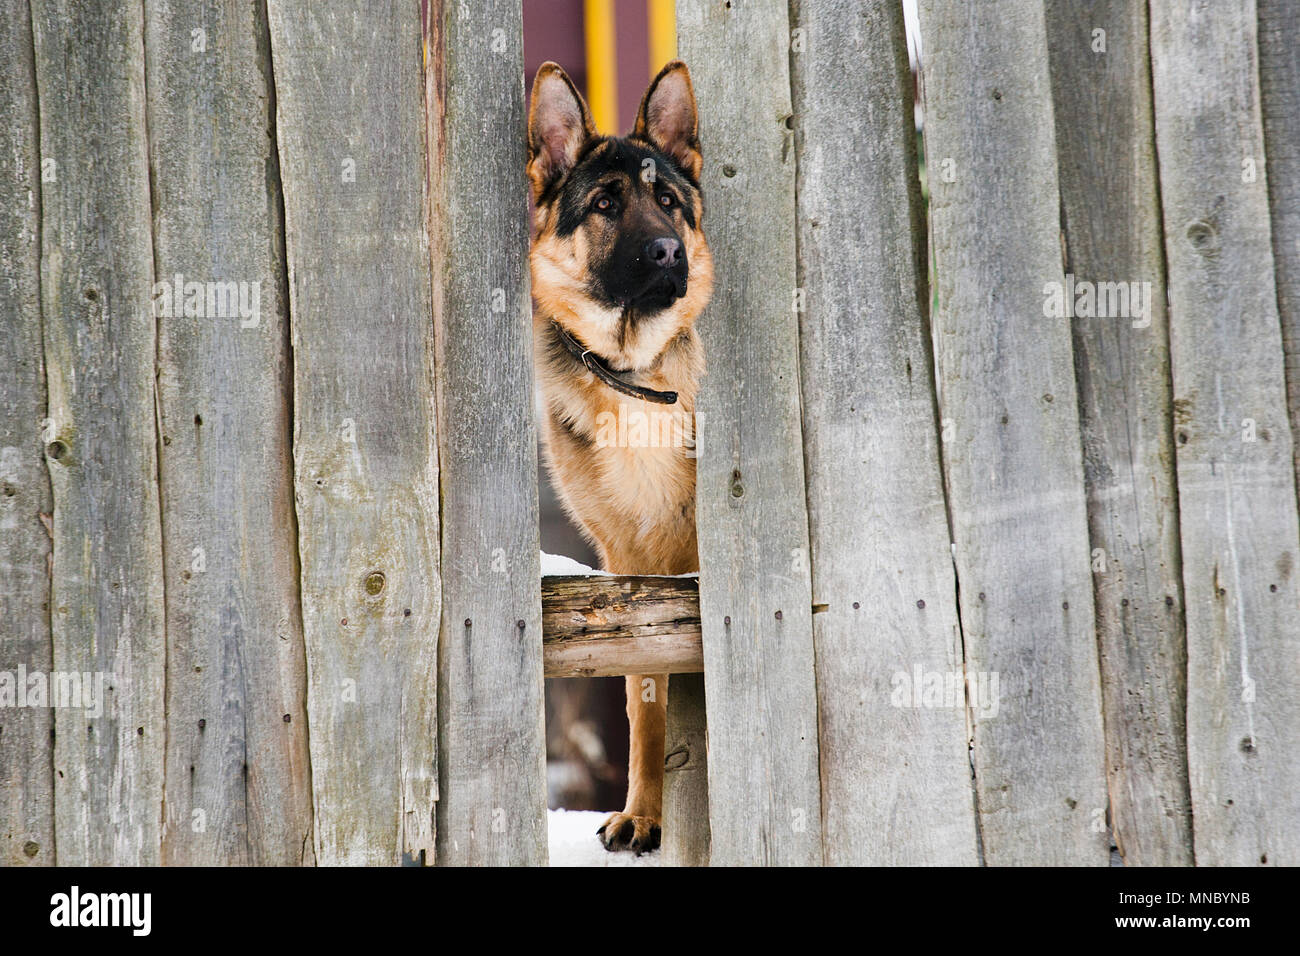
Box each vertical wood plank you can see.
[146,0,314,865]
[0,0,55,867]
[1044,0,1193,865]
[1150,0,1300,866]
[268,0,440,866]
[1259,1,1300,510]
[789,0,978,865]
[677,0,823,866]
[31,0,167,865]
[662,672,709,866]
[917,0,1109,865]
[428,0,548,865]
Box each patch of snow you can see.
[547,809,660,867]
[539,550,699,579]
[540,551,605,576]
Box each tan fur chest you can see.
[537,329,702,575]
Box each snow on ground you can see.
[539,550,698,579]
[547,809,660,867]
[540,551,607,576]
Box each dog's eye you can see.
[593,194,616,215]
[658,192,676,209]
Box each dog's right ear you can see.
[528,63,595,200]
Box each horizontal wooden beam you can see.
[541,575,702,678]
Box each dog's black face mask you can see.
[552,139,697,317]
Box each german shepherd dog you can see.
[527,60,713,853]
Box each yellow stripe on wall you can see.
[647,0,677,73]
[583,0,618,134]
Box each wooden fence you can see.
[2,0,1298,866]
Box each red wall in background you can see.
[523,0,588,95]
[521,2,656,812]
[524,0,654,136]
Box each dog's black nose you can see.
[647,237,683,268]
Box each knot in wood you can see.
[1185,219,1220,258]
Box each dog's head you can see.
[528,60,713,370]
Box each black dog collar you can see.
[551,321,678,406]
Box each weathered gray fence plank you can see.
[268,0,440,866]
[146,0,314,865]
[917,0,1109,865]
[1151,0,1300,867]
[31,0,167,865]
[1259,1,1300,514]
[1044,0,1193,866]
[0,0,55,868]
[428,0,548,865]
[790,0,978,865]
[677,0,823,866]
[662,672,709,866]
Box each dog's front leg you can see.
[598,673,667,853]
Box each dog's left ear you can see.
[633,61,702,181]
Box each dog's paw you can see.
[597,812,661,855]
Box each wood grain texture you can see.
[31,0,167,866]
[790,0,978,865]
[542,575,701,677]
[147,0,314,866]
[662,672,709,866]
[1150,0,1300,866]
[1259,1,1300,513]
[1044,0,1193,866]
[677,0,823,866]
[428,0,548,866]
[0,0,55,868]
[268,0,440,866]
[917,0,1109,865]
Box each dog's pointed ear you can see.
[633,60,702,181]
[528,62,595,199]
